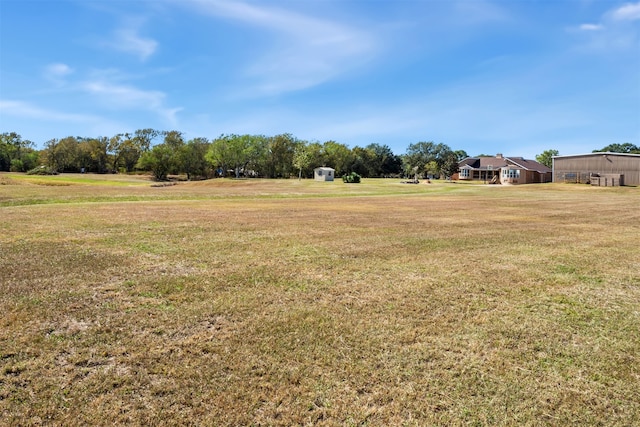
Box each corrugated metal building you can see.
[552,152,640,186]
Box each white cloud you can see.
[82,80,165,109]
[572,2,640,50]
[43,63,74,86]
[112,28,158,60]
[80,78,181,126]
[100,18,158,61]
[179,0,376,95]
[610,2,640,21]
[0,99,99,122]
[579,23,604,31]
[45,63,74,77]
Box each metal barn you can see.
[552,153,640,186]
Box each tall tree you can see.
[180,137,211,180]
[133,128,160,152]
[593,143,640,154]
[322,140,353,176]
[206,134,268,178]
[366,143,402,177]
[162,130,185,174]
[440,150,461,178]
[265,133,297,178]
[403,141,455,178]
[454,150,469,161]
[535,149,559,168]
[55,136,80,172]
[1,132,37,172]
[137,143,175,181]
[292,143,311,179]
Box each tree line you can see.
[2,130,636,180]
[0,130,470,181]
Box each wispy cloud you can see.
[579,23,604,31]
[573,1,640,50]
[0,99,99,123]
[80,78,181,126]
[43,63,75,86]
[179,0,376,95]
[111,27,158,60]
[100,18,158,61]
[609,2,640,21]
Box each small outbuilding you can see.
[552,152,640,186]
[314,167,335,182]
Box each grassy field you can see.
[1,173,639,426]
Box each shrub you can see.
[10,159,24,172]
[26,166,58,175]
[342,172,361,183]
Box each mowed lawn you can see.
[1,173,639,426]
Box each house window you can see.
[505,169,520,178]
[318,170,323,176]
[460,169,469,178]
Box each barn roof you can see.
[553,152,640,159]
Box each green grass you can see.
[1,172,639,425]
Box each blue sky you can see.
[1,0,639,157]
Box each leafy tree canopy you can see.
[593,143,640,154]
[535,149,559,168]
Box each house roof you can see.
[458,156,551,173]
[458,157,508,170]
[504,157,552,173]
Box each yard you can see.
[1,173,639,425]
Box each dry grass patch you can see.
[1,177,639,425]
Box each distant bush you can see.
[342,172,361,183]
[26,166,58,175]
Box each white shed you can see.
[314,167,335,182]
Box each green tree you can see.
[133,128,161,152]
[87,137,109,173]
[107,129,160,173]
[349,146,374,177]
[454,150,469,161]
[264,133,298,178]
[368,143,402,177]
[593,143,640,154]
[301,142,325,178]
[43,136,80,172]
[440,151,461,178]
[322,140,353,176]
[137,143,175,181]
[162,130,185,174]
[206,134,268,178]
[403,141,455,178]
[535,149,559,168]
[107,133,144,172]
[0,132,37,172]
[120,136,143,172]
[181,137,211,180]
[292,143,311,179]
[43,139,61,171]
